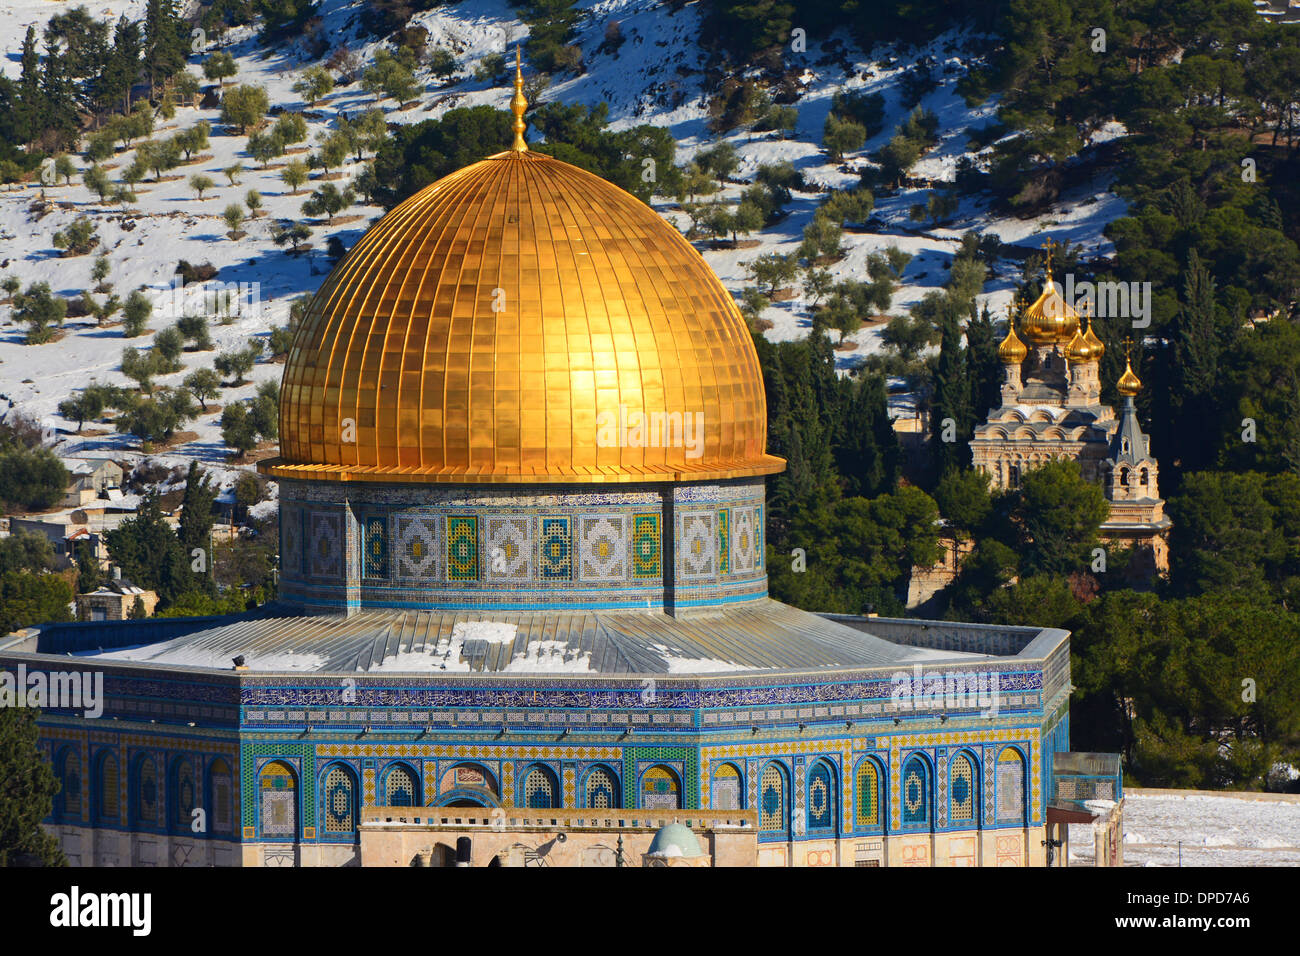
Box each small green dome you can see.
[646,823,703,858]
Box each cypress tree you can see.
[0,708,65,866]
[177,461,218,595]
[931,302,971,475]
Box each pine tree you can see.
[142,0,186,98]
[0,708,66,866]
[103,16,142,115]
[14,27,44,146]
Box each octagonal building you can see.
[1,71,1121,868]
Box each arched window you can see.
[522,766,558,809]
[1008,464,1021,488]
[711,763,742,811]
[1120,467,1129,486]
[96,752,119,824]
[57,748,82,820]
[383,763,418,806]
[901,754,931,828]
[259,760,298,839]
[759,762,787,832]
[323,764,358,834]
[135,756,159,826]
[1140,469,1149,487]
[208,758,233,834]
[583,766,619,809]
[855,759,881,829]
[807,761,834,832]
[640,765,681,810]
[950,752,976,824]
[996,748,1026,824]
[171,758,196,829]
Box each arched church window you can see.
[1122,438,1130,453]
[950,753,976,823]
[996,748,1026,824]
[807,761,834,832]
[96,752,119,823]
[384,763,418,806]
[583,766,619,809]
[171,758,196,829]
[1120,468,1129,486]
[641,765,681,810]
[759,762,787,832]
[712,763,742,811]
[901,755,930,827]
[1008,465,1021,488]
[323,764,357,833]
[523,766,558,809]
[855,760,880,828]
[1140,469,1149,486]
[209,758,233,834]
[259,760,298,839]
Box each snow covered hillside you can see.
[0,0,1126,495]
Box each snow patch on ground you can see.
[1068,792,1300,867]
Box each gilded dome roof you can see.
[997,319,1028,364]
[1021,276,1079,346]
[1117,353,1142,397]
[263,149,783,484]
[1083,316,1105,361]
[1065,327,1092,363]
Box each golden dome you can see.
[1083,316,1105,361]
[263,150,783,484]
[1116,353,1142,397]
[998,318,1028,364]
[1065,327,1091,363]
[1021,276,1079,345]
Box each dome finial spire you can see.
[1117,336,1142,396]
[510,46,528,152]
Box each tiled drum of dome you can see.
[539,517,571,580]
[446,516,478,581]
[631,513,659,578]
[484,516,531,582]
[680,512,715,578]
[579,515,626,581]
[395,514,440,581]
[363,516,387,579]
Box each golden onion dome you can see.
[998,318,1028,364]
[1021,275,1079,346]
[263,77,782,485]
[1116,353,1142,397]
[1083,316,1105,361]
[1065,327,1092,363]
